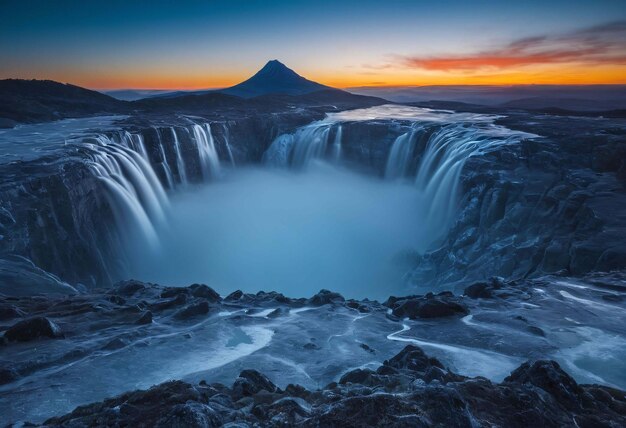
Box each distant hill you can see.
[0,63,387,127]
[104,89,174,101]
[136,88,386,114]
[348,84,626,111]
[0,79,128,127]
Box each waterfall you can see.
[384,126,421,180]
[291,124,331,168]
[154,128,175,190]
[192,123,221,180]
[86,135,170,248]
[119,131,149,161]
[264,122,340,168]
[222,123,236,166]
[414,124,521,237]
[332,125,342,163]
[171,127,188,186]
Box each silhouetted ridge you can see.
[0,79,127,126]
[218,60,330,98]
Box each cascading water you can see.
[170,127,188,186]
[86,135,170,248]
[264,122,342,168]
[331,125,342,163]
[222,123,236,166]
[264,105,534,251]
[384,125,421,180]
[154,128,175,190]
[192,123,221,179]
[18,105,531,297]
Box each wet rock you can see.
[232,370,278,397]
[505,360,583,410]
[103,337,129,350]
[0,303,26,320]
[267,307,289,318]
[308,289,345,306]
[339,368,376,385]
[346,300,371,313]
[44,345,626,427]
[189,284,221,301]
[112,280,147,297]
[384,345,445,373]
[4,317,63,342]
[388,293,469,319]
[155,402,222,428]
[360,343,375,353]
[0,367,19,385]
[160,287,190,299]
[174,301,210,320]
[136,311,153,325]
[107,295,126,305]
[150,293,188,311]
[464,282,494,298]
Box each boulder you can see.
[4,317,63,342]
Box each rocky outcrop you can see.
[408,112,626,290]
[385,291,469,319]
[3,317,63,342]
[43,344,626,427]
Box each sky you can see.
[0,0,625,89]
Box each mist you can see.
[129,162,440,300]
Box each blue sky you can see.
[1,0,624,88]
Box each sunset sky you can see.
[1,0,625,89]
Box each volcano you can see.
[219,60,330,98]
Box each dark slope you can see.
[148,60,334,100]
[135,88,387,115]
[0,79,129,126]
[219,59,330,98]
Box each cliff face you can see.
[1,104,625,293]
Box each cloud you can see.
[399,21,626,71]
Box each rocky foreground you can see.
[1,273,626,426]
[41,346,626,427]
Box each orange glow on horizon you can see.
[12,64,626,91]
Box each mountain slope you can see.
[0,79,128,127]
[219,59,330,98]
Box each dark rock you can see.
[43,345,626,427]
[174,301,210,320]
[150,293,188,311]
[0,367,19,385]
[4,317,63,342]
[232,370,278,397]
[360,343,375,353]
[464,282,494,298]
[107,295,126,305]
[505,360,583,410]
[103,337,129,350]
[267,307,290,318]
[189,284,221,301]
[390,293,469,319]
[0,303,26,320]
[136,311,153,325]
[225,290,244,301]
[160,287,190,299]
[384,345,445,372]
[155,402,222,428]
[526,326,545,336]
[339,368,376,385]
[112,280,147,297]
[308,289,345,306]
